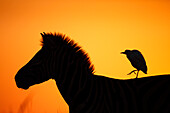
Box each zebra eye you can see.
[70,60,74,65]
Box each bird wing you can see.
[127,50,147,73]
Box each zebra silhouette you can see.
[15,33,170,113]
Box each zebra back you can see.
[68,75,170,113]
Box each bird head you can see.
[121,50,131,55]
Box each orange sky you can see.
[0,0,170,113]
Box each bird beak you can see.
[121,52,125,54]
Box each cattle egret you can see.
[121,49,147,78]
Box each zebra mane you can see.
[40,32,95,74]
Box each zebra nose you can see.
[15,77,29,89]
[15,72,30,89]
[15,76,22,88]
[15,74,22,88]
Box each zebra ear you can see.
[40,32,55,49]
[40,32,47,43]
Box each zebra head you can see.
[15,32,95,90]
[15,47,54,89]
[15,33,57,89]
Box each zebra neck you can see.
[55,67,92,106]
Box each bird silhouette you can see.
[121,49,147,78]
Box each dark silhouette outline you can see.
[121,50,147,78]
[15,33,170,113]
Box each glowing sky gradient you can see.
[0,0,170,112]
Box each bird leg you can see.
[136,70,139,78]
[127,70,138,75]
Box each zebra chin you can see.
[15,78,29,90]
[15,80,30,90]
[15,74,32,90]
[17,83,30,90]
